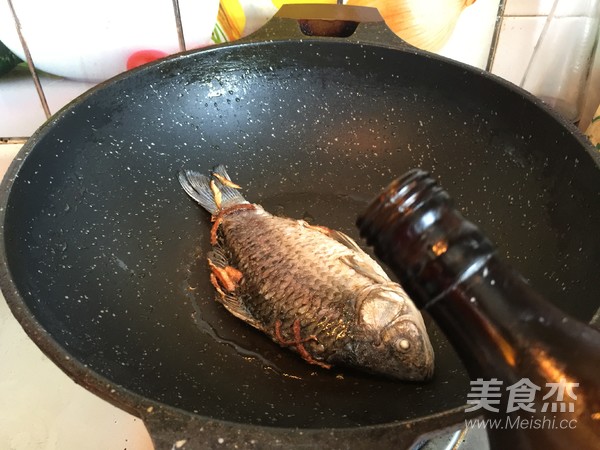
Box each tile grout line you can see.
[486,0,507,72]
[171,0,187,52]
[7,0,51,119]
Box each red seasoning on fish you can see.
[178,165,434,381]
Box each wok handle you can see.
[243,4,418,52]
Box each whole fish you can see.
[178,165,434,381]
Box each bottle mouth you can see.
[382,169,441,214]
[357,168,495,308]
[357,168,448,262]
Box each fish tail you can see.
[178,165,247,215]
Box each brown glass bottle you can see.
[357,169,600,450]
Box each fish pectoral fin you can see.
[218,292,264,331]
[339,254,390,284]
[206,251,263,330]
[208,257,243,293]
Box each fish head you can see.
[353,286,435,381]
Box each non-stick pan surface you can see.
[2,5,599,447]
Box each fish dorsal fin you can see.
[301,222,365,254]
[339,254,390,284]
[326,231,392,283]
[299,222,391,283]
[326,229,366,254]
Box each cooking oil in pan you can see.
[181,274,284,375]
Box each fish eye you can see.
[396,339,411,352]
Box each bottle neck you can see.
[425,255,600,381]
[358,170,496,310]
[358,169,600,449]
[357,169,600,380]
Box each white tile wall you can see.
[503,0,556,16]
[490,0,600,128]
[0,67,95,137]
[3,0,600,136]
[491,15,547,85]
[0,67,48,137]
[438,0,503,68]
[0,1,501,139]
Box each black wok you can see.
[1,5,599,449]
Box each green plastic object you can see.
[0,40,22,76]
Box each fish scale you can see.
[221,212,358,350]
[178,165,435,381]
